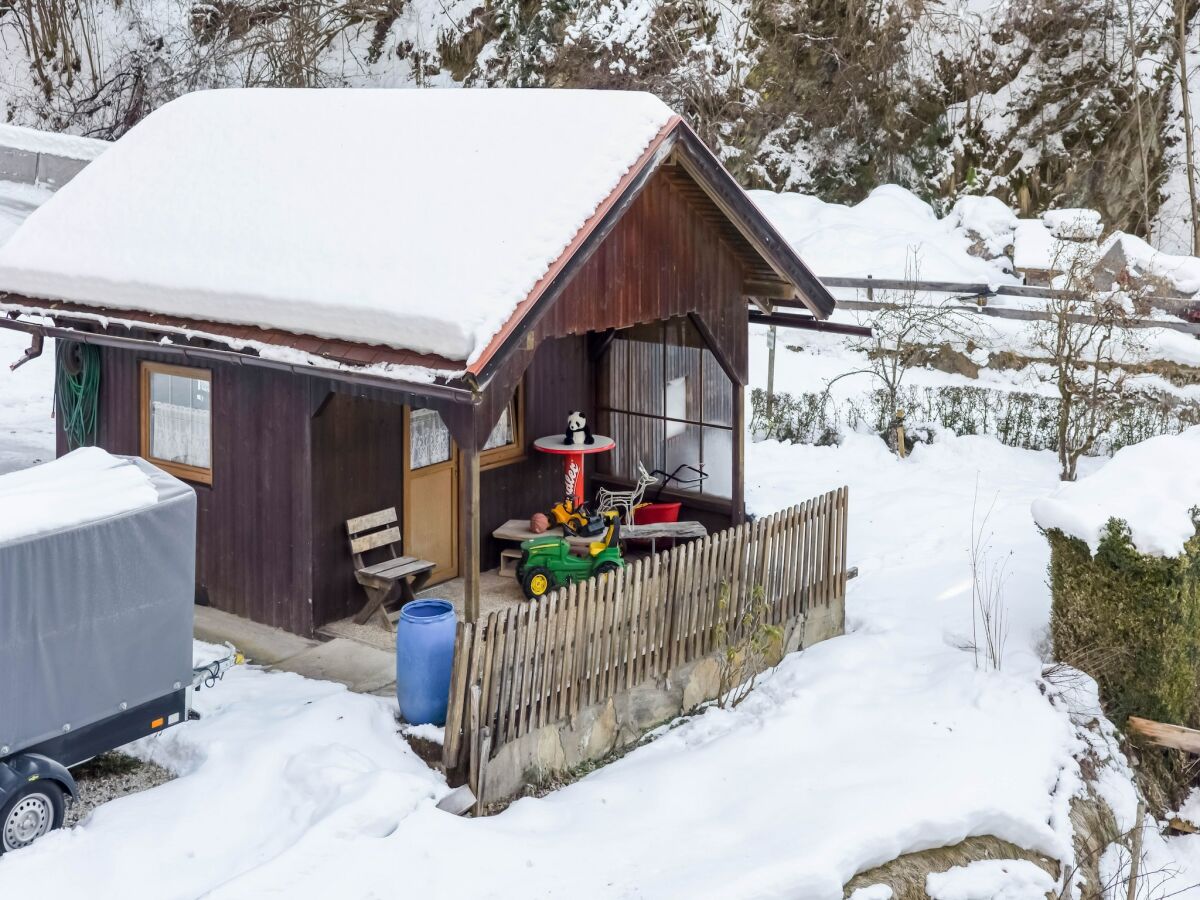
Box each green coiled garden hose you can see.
[56,342,100,450]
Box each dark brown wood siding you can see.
[79,345,315,634]
[479,334,592,568]
[531,168,748,382]
[309,390,405,628]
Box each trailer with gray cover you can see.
[0,449,233,853]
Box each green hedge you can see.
[1047,518,1200,727]
[750,386,1200,455]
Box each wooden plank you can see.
[839,486,850,600]
[515,602,535,739]
[781,506,798,621]
[498,606,519,744]
[645,554,662,678]
[680,540,699,667]
[583,577,599,708]
[557,584,576,721]
[480,612,502,739]
[694,534,714,659]
[612,568,630,695]
[536,595,556,730]
[349,526,401,556]
[441,621,473,772]
[727,522,745,636]
[463,617,486,743]
[625,562,641,690]
[602,567,620,701]
[1128,716,1200,754]
[628,561,648,686]
[572,579,590,716]
[467,684,482,808]
[346,507,397,535]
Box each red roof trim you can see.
[466,115,683,376]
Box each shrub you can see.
[750,386,1200,457]
[1047,518,1200,728]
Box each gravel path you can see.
[64,753,174,827]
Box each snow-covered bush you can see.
[1035,429,1200,729]
[1044,518,1200,728]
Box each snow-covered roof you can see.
[0,121,109,161]
[0,89,678,366]
[0,447,159,545]
[1031,427,1200,557]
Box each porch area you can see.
[317,569,527,651]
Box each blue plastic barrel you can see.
[395,599,457,726]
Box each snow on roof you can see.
[1031,427,1200,557]
[0,89,677,365]
[750,184,1017,284]
[1011,218,1100,273]
[0,121,109,161]
[0,447,159,545]
[1100,231,1200,295]
[1043,207,1102,240]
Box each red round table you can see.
[533,434,615,507]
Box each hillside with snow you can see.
[3,0,1200,244]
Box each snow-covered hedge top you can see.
[0,122,109,161]
[0,89,676,364]
[1031,427,1200,557]
[0,448,159,545]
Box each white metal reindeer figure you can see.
[595,462,657,524]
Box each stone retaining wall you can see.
[481,593,845,804]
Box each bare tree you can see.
[1030,242,1147,481]
[1176,0,1200,255]
[823,256,984,424]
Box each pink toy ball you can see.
[530,512,549,534]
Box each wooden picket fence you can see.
[442,487,849,792]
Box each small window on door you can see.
[481,383,525,470]
[141,362,212,484]
[409,407,452,469]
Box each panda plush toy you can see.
[563,410,595,446]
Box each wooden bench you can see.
[347,508,436,631]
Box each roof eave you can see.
[464,116,836,389]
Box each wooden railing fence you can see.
[442,487,849,790]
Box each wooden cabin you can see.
[0,88,834,636]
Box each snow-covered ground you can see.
[2,173,1200,896]
[1,319,1196,898]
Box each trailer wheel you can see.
[1,781,64,853]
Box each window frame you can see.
[480,381,526,471]
[596,320,734,500]
[140,361,214,485]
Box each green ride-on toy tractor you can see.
[517,509,625,600]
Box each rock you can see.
[682,658,721,710]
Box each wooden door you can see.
[403,407,459,584]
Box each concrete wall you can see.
[480,594,845,805]
[0,145,91,189]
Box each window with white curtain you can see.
[141,362,212,483]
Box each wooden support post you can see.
[460,444,482,623]
[765,324,777,419]
[732,384,746,524]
